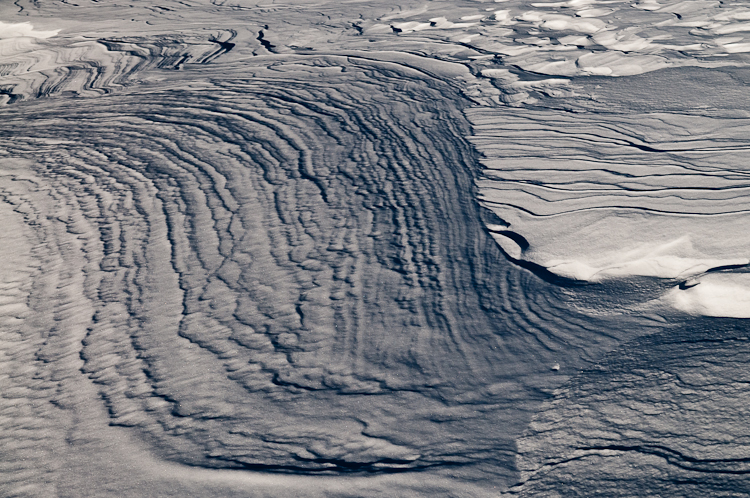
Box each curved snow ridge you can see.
[470,105,750,287]
[0,28,235,104]
[0,53,572,477]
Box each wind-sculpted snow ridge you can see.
[467,68,750,318]
[6,0,750,496]
[0,22,236,104]
[0,51,658,496]
[369,0,750,80]
[471,107,750,281]
[511,320,750,496]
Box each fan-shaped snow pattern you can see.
[4,46,650,495]
[5,0,750,495]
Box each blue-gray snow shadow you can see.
[511,317,750,496]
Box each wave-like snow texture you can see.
[471,105,750,281]
[0,54,485,469]
[5,0,750,495]
[512,321,750,496]
[2,45,653,495]
[0,24,236,104]
[370,0,750,80]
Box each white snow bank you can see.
[545,235,748,282]
[470,105,750,283]
[487,208,750,282]
[0,22,58,40]
[667,273,750,318]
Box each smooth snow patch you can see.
[0,22,59,40]
[668,273,750,318]
[545,235,749,281]
[480,210,750,283]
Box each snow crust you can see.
[363,0,750,80]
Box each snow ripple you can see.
[0,53,624,491]
[471,107,750,282]
[4,1,749,494]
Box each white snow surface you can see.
[3,1,750,496]
[668,273,750,318]
[471,104,750,316]
[0,22,58,40]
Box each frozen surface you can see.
[472,106,750,283]
[1,0,750,496]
